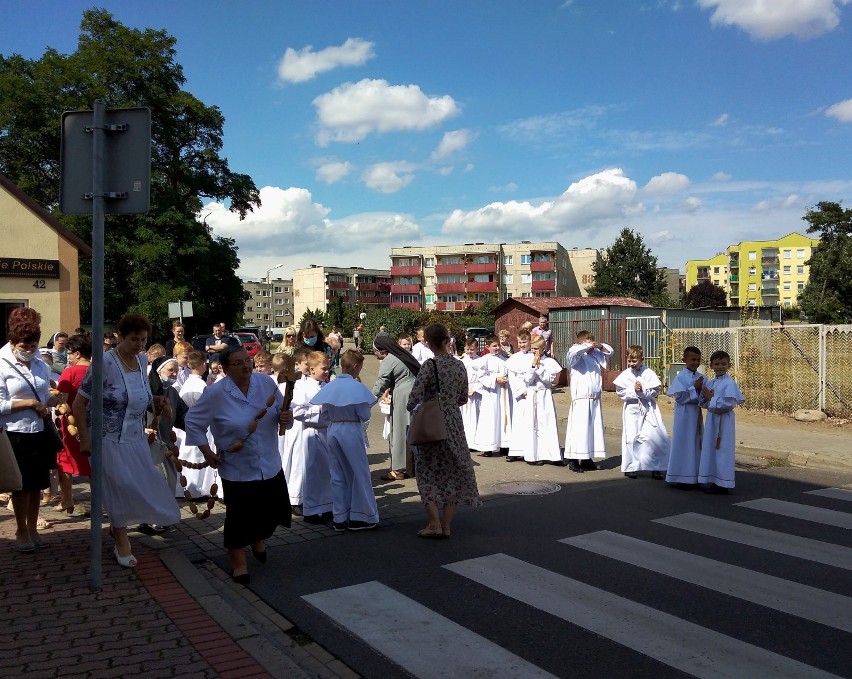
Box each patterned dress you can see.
[407,354,480,509]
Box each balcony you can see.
[466,281,497,292]
[729,259,739,269]
[761,257,779,266]
[761,272,779,281]
[357,282,379,291]
[730,274,739,282]
[530,260,555,272]
[729,291,739,299]
[436,301,470,312]
[327,281,349,289]
[391,301,421,311]
[696,271,710,280]
[377,280,392,290]
[531,279,556,291]
[435,283,466,293]
[434,263,466,275]
[327,294,349,303]
[357,296,390,305]
[391,284,420,294]
[390,265,421,276]
[466,262,497,274]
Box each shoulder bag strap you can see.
[3,358,43,403]
[430,358,441,395]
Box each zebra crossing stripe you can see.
[302,580,558,679]
[805,488,852,502]
[444,553,840,679]
[654,512,852,571]
[736,498,852,529]
[561,530,852,633]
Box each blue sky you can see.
[4,0,852,280]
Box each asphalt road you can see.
[220,457,852,679]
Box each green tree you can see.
[0,10,259,337]
[587,228,671,306]
[797,202,851,323]
[684,281,727,308]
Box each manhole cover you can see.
[491,481,562,496]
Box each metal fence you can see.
[670,324,852,418]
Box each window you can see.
[533,253,553,262]
[797,281,805,290]
[425,294,435,304]
[263,314,270,320]
[783,250,791,259]
[520,273,532,284]
[284,287,290,292]
[440,256,462,265]
[747,300,756,307]
[783,299,792,308]
[796,265,804,275]
[748,267,756,276]
[472,255,491,264]
[503,255,513,265]
[748,251,757,261]
[394,294,420,304]
[520,254,532,265]
[273,286,282,294]
[783,266,791,275]
[503,274,513,284]
[796,249,805,259]
[713,267,720,274]
[275,298,284,305]
[424,257,435,267]
[748,283,757,291]
[521,292,531,297]
[426,276,434,285]
[783,281,791,290]
[275,310,284,317]
[532,272,554,281]
[284,310,291,316]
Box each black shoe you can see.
[552,460,568,466]
[651,471,664,480]
[478,451,494,458]
[505,456,520,462]
[332,521,348,532]
[291,504,303,517]
[703,483,730,495]
[231,572,250,585]
[568,460,584,473]
[347,521,377,531]
[674,483,698,490]
[535,461,545,466]
[624,472,638,479]
[251,546,267,563]
[303,513,327,524]
[580,459,599,471]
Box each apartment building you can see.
[292,265,391,321]
[389,242,601,311]
[242,277,295,327]
[684,232,820,307]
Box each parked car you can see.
[465,326,494,351]
[233,332,261,358]
[190,334,214,353]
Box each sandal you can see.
[417,528,446,540]
[36,517,52,530]
[114,547,137,568]
[380,470,408,481]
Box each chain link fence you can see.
[670,325,852,418]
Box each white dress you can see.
[279,376,305,506]
[78,352,181,527]
[291,376,333,516]
[459,354,481,450]
[473,353,511,452]
[698,374,744,488]
[506,352,562,462]
[665,368,704,484]
[563,342,612,460]
[613,366,670,473]
[177,374,220,499]
[412,342,435,365]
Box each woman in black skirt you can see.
[0,308,65,552]
[183,346,293,584]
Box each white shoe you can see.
[114,547,137,568]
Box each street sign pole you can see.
[89,99,106,592]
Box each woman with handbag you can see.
[407,323,480,539]
[0,307,66,552]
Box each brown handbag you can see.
[407,359,448,446]
[0,429,23,492]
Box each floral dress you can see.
[407,354,480,509]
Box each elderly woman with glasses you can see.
[184,345,293,584]
[275,325,298,357]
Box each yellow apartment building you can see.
[685,232,821,308]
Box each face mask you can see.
[303,336,318,346]
[160,377,176,388]
[13,348,38,362]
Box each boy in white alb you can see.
[411,327,435,365]
[310,350,379,531]
[472,335,511,456]
[564,330,613,473]
[665,346,704,489]
[506,333,563,465]
[290,351,333,522]
[613,346,669,479]
[278,348,308,514]
[698,350,744,494]
[459,336,482,450]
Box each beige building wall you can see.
[292,266,391,322]
[0,179,87,340]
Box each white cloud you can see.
[826,98,852,122]
[712,113,730,126]
[648,230,675,245]
[442,168,639,239]
[431,129,474,160]
[313,79,461,145]
[315,161,352,184]
[643,172,691,195]
[362,161,418,193]
[438,166,454,176]
[202,186,422,259]
[277,38,375,83]
[697,0,849,40]
[783,194,801,207]
[712,171,732,181]
[681,196,703,213]
[489,182,519,193]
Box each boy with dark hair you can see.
[698,350,744,494]
[666,346,704,489]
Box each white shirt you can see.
[412,342,434,365]
[0,342,52,433]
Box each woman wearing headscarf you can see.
[73,314,181,568]
[0,308,66,552]
[372,333,420,481]
[183,345,293,584]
